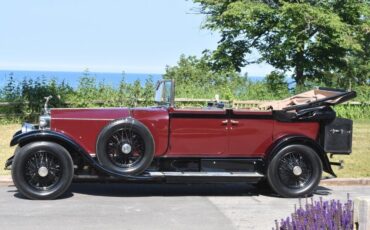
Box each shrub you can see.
[265,71,290,98]
[0,71,369,121]
[0,75,72,122]
[273,196,353,230]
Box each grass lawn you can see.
[0,124,19,175]
[0,120,369,177]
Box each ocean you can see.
[0,70,265,89]
[0,70,163,88]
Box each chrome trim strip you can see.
[52,118,115,121]
[149,172,264,177]
[52,107,127,110]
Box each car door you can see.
[227,109,274,157]
[167,108,228,156]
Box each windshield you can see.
[154,80,174,106]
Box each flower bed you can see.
[274,195,353,230]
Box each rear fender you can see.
[10,130,160,181]
[266,135,336,177]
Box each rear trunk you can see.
[322,118,353,154]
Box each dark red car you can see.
[5,80,356,199]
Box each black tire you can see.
[267,144,322,198]
[96,118,155,175]
[11,142,74,200]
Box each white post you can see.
[354,197,370,230]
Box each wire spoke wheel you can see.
[267,144,322,198]
[12,142,74,200]
[278,151,313,189]
[106,127,145,168]
[97,119,155,175]
[23,151,62,191]
[23,150,62,191]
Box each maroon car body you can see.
[6,80,356,199]
[50,108,319,158]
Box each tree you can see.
[265,71,289,97]
[164,54,246,99]
[341,11,370,88]
[127,79,143,107]
[194,0,369,86]
[142,76,155,106]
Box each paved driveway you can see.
[0,182,369,230]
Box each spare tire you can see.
[96,118,155,175]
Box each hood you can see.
[51,107,131,120]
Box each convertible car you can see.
[5,80,356,199]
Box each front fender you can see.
[10,130,160,181]
[267,135,336,177]
[11,130,76,147]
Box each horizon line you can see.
[0,69,267,78]
[0,69,164,76]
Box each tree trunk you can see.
[295,66,304,87]
[294,49,305,88]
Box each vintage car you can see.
[5,80,356,199]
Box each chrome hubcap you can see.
[292,166,302,176]
[121,143,132,154]
[38,166,49,177]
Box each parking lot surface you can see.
[0,182,369,230]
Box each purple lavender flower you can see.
[273,195,354,230]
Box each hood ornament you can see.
[43,95,53,114]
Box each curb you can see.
[0,176,12,183]
[1,176,370,186]
[320,178,370,186]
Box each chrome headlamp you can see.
[21,123,36,133]
[39,115,51,129]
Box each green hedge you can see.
[0,74,369,122]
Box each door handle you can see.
[230,120,239,125]
[221,120,228,125]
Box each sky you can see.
[0,0,273,76]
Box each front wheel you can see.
[11,142,74,200]
[267,144,322,198]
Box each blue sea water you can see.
[0,70,266,89]
[0,70,163,88]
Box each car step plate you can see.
[149,171,264,183]
[148,171,264,177]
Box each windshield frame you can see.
[154,79,175,107]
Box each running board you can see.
[73,171,264,183]
[149,171,264,183]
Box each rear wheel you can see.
[11,142,74,200]
[267,144,322,198]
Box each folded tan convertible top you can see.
[259,88,350,111]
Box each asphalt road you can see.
[0,182,369,230]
